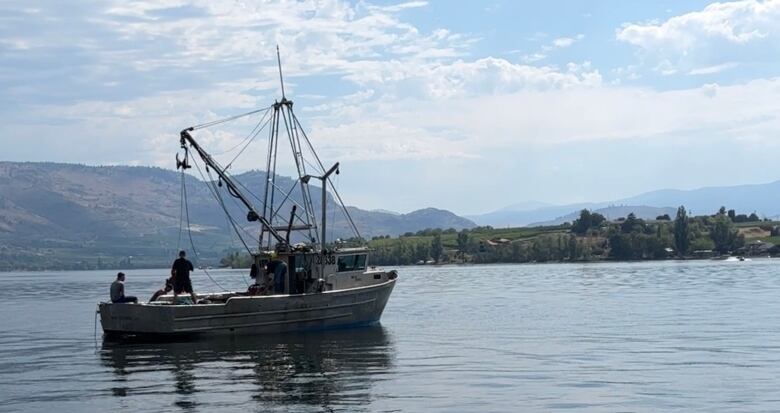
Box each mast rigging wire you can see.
[280,105,318,243]
[183,97,365,253]
[228,171,310,230]
[177,169,185,251]
[292,113,362,240]
[330,172,338,242]
[180,167,228,291]
[192,158,252,287]
[210,106,272,156]
[191,155,256,253]
[190,105,272,131]
[197,146,306,241]
[183,122,279,243]
[225,108,274,170]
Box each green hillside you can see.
[365,209,780,266]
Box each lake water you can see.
[2,260,780,412]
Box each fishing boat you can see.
[98,50,397,339]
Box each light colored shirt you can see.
[110,280,124,302]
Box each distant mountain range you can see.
[529,205,677,226]
[2,161,779,270]
[468,180,780,227]
[0,162,474,270]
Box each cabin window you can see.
[337,254,367,272]
[293,255,306,273]
[355,254,367,269]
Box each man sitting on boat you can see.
[149,277,173,302]
[110,272,138,304]
[171,250,197,303]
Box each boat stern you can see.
[99,302,177,336]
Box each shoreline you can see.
[1,255,772,273]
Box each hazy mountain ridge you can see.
[616,181,780,217]
[0,162,474,269]
[529,205,677,226]
[470,180,780,227]
[0,162,475,241]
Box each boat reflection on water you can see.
[100,326,395,411]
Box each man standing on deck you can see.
[266,255,288,294]
[171,250,197,303]
[110,272,138,304]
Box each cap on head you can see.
[179,250,186,257]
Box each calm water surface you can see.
[2,260,780,412]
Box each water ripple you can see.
[2,261,780,411]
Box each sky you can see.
[3,0,780,215]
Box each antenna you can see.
[276,45,286,99]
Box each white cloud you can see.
[4,0,780,181]
[320,77,780,158]
[310,119,475,161]
[521,33,583,62]
[343,57,602,100]
[26,56,604,165]
[369,1,429,13]
[688,62,740,75]
[552,34,584,48]
[521,53,546,63]
[0,38,31,50]
[93,0,470,78]
[617,0,780,73]
[552,38,574,48]
[0,0,483,164]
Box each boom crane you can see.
[178,128,286,245]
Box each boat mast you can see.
[179,47,362,254]
[260,47,320,249]
[302,163,339,249]
[276,45,286,100]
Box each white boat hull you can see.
[100,278,396,338]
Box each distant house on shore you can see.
[486,238,511,246]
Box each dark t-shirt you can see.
[172,257,194,280]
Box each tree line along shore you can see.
[218,206,780,268]
[4,205,773,272]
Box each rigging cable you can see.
[211,106,272,156]
[197,159,255,253]
[227,171,312,236]
[224,109,274,170]
[190,105,272,131]
[185,127,267,245]
[93,306,99,351]
[181,167,228,291]
[268,182,307,224]
[260,108,277,248]
[190,156,253,287]
[281,106,318,243]
[205,165,269,244]
[302,157,324,175]
[177,169,185,251]
[194,107,303,232]
[292,112,362,240]
[267,108,282,249]
[330,171,338,243]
